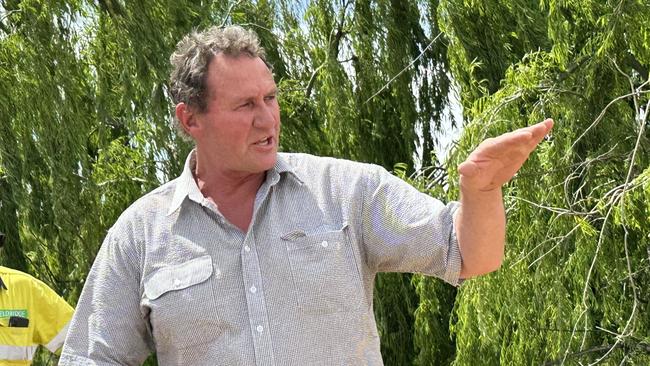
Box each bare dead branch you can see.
[364,32,444,105]
[570,88,650,151]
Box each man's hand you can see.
[455,118,553,279]
[458,119,554,192]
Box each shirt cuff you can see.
[442,202,463,287]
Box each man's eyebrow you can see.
[230,88,279,105]
[229,95,250,105]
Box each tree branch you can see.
[364,32,444,105]
[544,344,617,365]
[625,52,649,81]
[219,0,244,28]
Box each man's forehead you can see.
[210,54,271,77]
[208,54,276,97]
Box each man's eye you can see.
[265,95,276,102]
[238,102,253,109]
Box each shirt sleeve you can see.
[361,165,463,286]
[59,228,154,366]
[30,278,74,353]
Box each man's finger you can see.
[479,119,554,157]
[470,130,533,160]
[458,160,479,178]
[526,118,554,144]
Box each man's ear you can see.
[175,102,200,138]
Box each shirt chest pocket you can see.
[282,224,363,314]
[143,256,229,349]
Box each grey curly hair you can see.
[169,25,269,140]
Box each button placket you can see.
[240,177,277,365]
[241,232,275,365]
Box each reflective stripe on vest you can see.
[45,320,70,352]
[0,344,38,361]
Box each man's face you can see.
[192,54,280,176]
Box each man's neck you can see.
[193,154,267,232]
[195,169,265,203]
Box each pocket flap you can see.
[282,223,349,250]
[144,255,213,300]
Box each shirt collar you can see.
[166,150,303,216]
[272,153,304,185]
[167,150,203,216]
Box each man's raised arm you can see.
[455,119,554,278]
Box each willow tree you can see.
[1,0,456,364]
[413,0,650,364]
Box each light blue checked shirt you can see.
[60,151,462,365]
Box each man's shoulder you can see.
[279,152,383,176]
[130,178,177,209]
[109,178,180,229]
[139,178,179,202]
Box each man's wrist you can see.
[459,184,503,204]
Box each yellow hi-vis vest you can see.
[0,266,74,365]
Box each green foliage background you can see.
[0,0,648,365]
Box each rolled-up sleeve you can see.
[60,229,153,365]
[361,165,463,286]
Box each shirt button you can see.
[250,285,257,294]
[244,245,251,252]
[173,279,181,288]
[256,325,264,333]
[321,240,328,248]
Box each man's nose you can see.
[253,102,276,129]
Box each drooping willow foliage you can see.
[1,0,648,365]
[0,0,450,364]
[413,0,649,364]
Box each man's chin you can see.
[254,152,278,172]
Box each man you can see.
[0,232,75,365]
[61,26,553,365]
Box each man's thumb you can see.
[458,161,479,178]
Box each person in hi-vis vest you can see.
[0,231,74,365]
